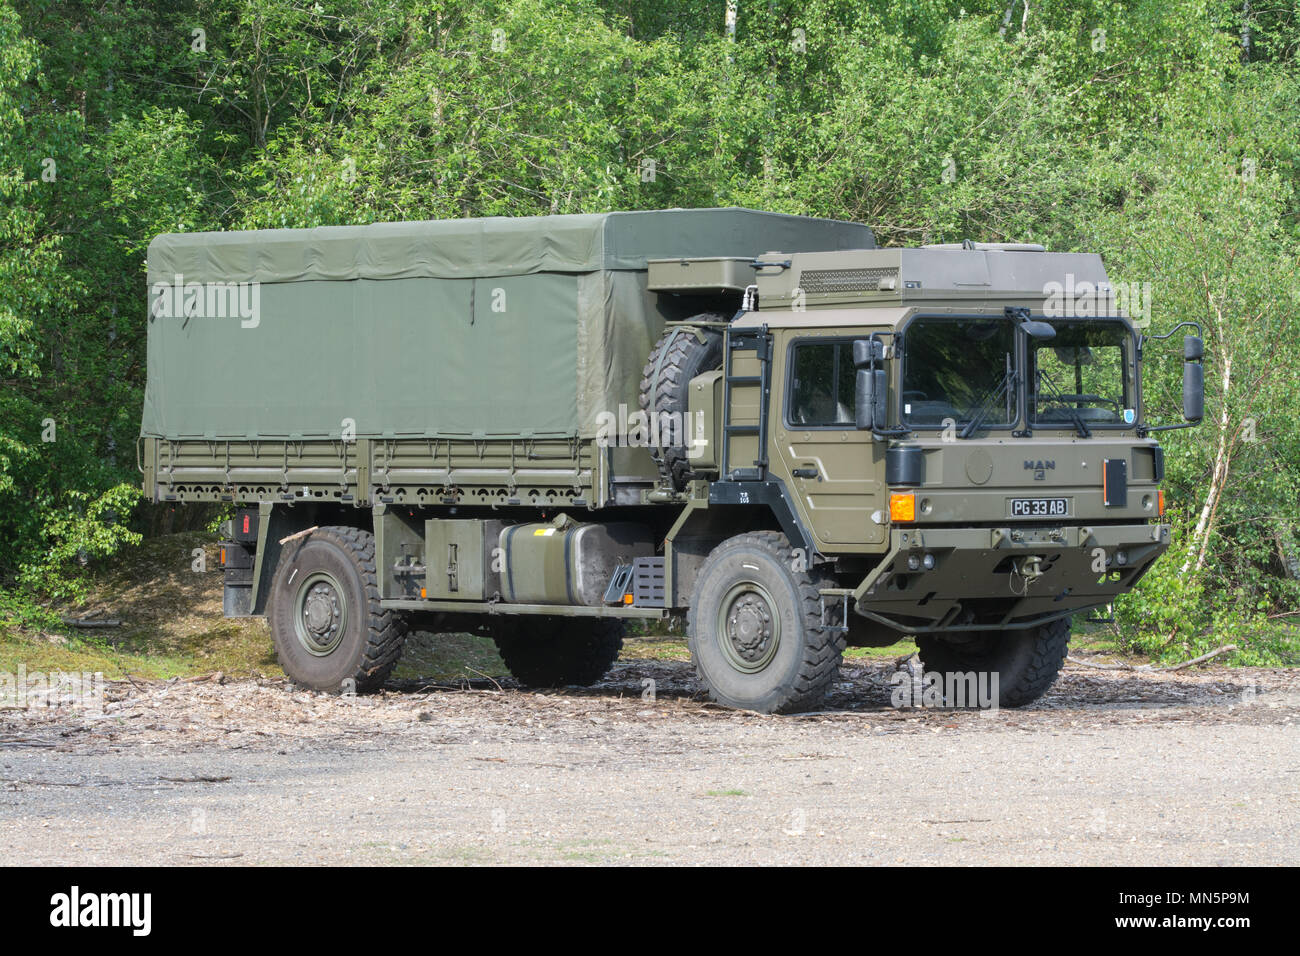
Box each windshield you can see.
[1029,320,1132,427]
[900,317,1016,427]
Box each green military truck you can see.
[140,208,1202,712]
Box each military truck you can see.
[139,208,1203,712]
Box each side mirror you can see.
[1183,361,1204,423]
[856,368,886,430]
[855,369,874,429]
[1143,326,1205,432]
[853,338,883,369]
[1020,320,1057,340]
[1183,335,1204,423]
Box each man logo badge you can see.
[1024,459,1055,481]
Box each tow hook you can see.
[1016,555,1046,583]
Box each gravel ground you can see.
[1,658,1297,866]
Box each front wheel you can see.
[688,531,845,714]
[914,617,1070,708]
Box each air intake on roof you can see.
[798,267,898,294]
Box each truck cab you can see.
[657,243,1202,710]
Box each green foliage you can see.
[104,107,221,254]
[15,483,143,600]
[0,584,61,634]
[0,0,1297,662]
[0,3,68,372]
[1116,539,1296,665]
[1091,69,1300,660]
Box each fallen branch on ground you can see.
[1067,644,1237,672]
[181,672,225,684]
[462,666,504,694]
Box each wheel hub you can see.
[729,596,772,660]
[294,574,347,656]
[718,583,781,673]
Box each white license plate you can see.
[1009,497,1069,518]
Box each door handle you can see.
[792,466,820,480]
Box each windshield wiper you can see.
[1035,369,1091,438]
[958,365,1016,439]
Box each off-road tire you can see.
[493,617,625,688]
[688,531,845,714]
[268,526,407,693]
[914,617,1071,708]
[639,320,725,490]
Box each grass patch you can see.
[393,631,508,681]
[0,532,522,683]
[0,532,524,683]
[621,636,690,661]
[0,624,277,681]
[1,532,279,680]
[845,640,916,660]
[554,839,668,862]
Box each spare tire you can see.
[639,319,724,490]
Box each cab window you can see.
[788,341,855,427]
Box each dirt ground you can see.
[1,654,1296,866]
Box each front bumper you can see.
[852,522,1170,632]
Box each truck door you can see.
[774,336,886,549]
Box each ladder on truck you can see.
[720,326,772,482]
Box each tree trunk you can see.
[1181,340,1233,576]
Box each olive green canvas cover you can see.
[141,209,874,441]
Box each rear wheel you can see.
[268,526,408,693]
[688,531,845,714]
[914,617,1070,708]
[493,617,624,687]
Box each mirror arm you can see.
[1141,320,1203,349]
[1137,321,1206,432]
